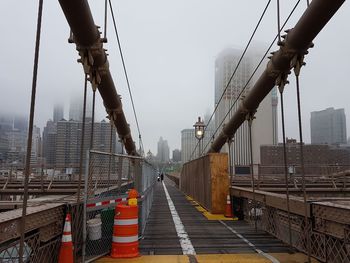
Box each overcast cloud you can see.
[0,1,349,155]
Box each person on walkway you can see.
[160,173,164,182]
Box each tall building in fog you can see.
[172,149,181,162]
[157,137,170,162]
[181,129,196,163]
[311,107,347,145]
[69,95,92,121]
[53,104,64,122]
[214,47,277,167]
[55,119,116,171]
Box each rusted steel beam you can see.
[209,0,345,152]
[58,0,137,155]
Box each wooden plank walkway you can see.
[139,178,293,256]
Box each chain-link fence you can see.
[82,150,157,262]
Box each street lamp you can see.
[193,117,205,157]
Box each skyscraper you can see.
[181,129,196,163]
[310,107,347,145]
[214,47,277,167]
[69,95,92,121]
[157,137,170,162]
[53,104,64,122]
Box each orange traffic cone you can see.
[224,194,233,218]
[58,213,74,263]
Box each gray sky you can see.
[0,1,349,155]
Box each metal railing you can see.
[82,150,157,262]
[233,187,350,262]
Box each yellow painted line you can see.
[195,205,207,212]
[97,253,318,263]
[97,254,270,263]
[270,253,319,263]
[203,211,238,221]
[186,196,193,201]
[96,255,189,263]
[195,254,271,262]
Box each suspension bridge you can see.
[0,0,349,262]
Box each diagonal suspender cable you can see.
[294,65,311,263]
[201,0,302,155]
[279,88,293,246]
[189,0,272,160]
[108,0,144,156]
[276,0,292,247]
[77,73,88,203]
[19,0,44,262]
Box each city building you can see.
[181,129,196,163]
[42,120,57,167]
[260,138,350,175]
[172,149,181,162]
[55,119,116,172]
[157,137,170,163]
[53,104,64,122]
[69,94,92,121]
[310,107,347,145]
[214,47,277,170]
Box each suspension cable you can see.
[107,122,113,191]
[90,89,96,149]
[278,87,293,246]
[199,0,302,156]
[19,0,44,261]
[103,0,108,41]
[189,0,272,160]
[108,0,144,155]
[248,116,257,232]
[294,62,311,263]
[77,73,88,202]
[277,0,281,43]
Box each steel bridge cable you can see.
[19,0,44,262]
[90,89,96,149]
[77,73,89,203]
[189,0,272,160]
[276,0,293,248]
[108,0,144,156]
[279,88,293,246]
[294,66,311,263]
[200,0,302,155]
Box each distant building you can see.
[181,129,196,163]
[310,107,347,145]
[53,104,64,122]
[172,149,181,162]
[214,47,277,169]
[260,138,350,175]
[157,137,170,163]
[69,95,92,121]
[55,119,116,171]
[42,120,57,167]
[0,114,28,166]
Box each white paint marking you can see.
[162,181,196,255]
[219,220,280,263]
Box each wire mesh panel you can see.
[240,195,350,263]
[83,150,157,262]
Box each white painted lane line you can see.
[219,220,280,263]
[162,181,196,255]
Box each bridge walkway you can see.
[98,178,316,262]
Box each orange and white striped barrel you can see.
[111,202,139,258]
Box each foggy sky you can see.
[0,1,349,155]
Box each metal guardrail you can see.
[82,150,157,262]
[232,186,350,262]
[0,150,157,263]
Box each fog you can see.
[0,0,349,154]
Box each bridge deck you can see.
[98,178,316,262]
[139,179,292,255]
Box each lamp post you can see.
[193,117,205,158]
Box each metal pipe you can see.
[208,0,345,153]
[58,0,137,155]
